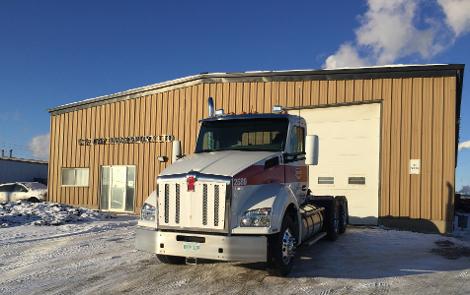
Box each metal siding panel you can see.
[143,95,152,201]
[62,112,70,204]
[373,79,383,100]
[236,82,243,114]
[104,103,111,165]
[389,78,402,217]
[399,78,412,217]
[264,82,272,113]
[319,81,328,105]
[327,81,337,104]
[336,80,345,104]
[257,82,265,112]
[48,116,55,202]
[354,80,364,102]
[410,78,423,218]
[229,83,236,113]
[286,82,295,107]
[279,82,287,107]
[183,88,192,153]
[78,109,85,205]
[177,89,185,149]
[203,83,210,118]
[70,111,78,204]
[242,82,250,112]
[216,83,223,110]
[421,78,433,219]
[302,80,311,106]
[363,79,373,100]
[345,80,354,102]
[83,108,91,206]
[222,83,230,112]
[311,81,320,105]
[88,106,97,207]
[271,81,279,106]
[442,77,456,224]
[118,101,125,165]
[137,97,146,209]
[194,85,204,151]
[432,77,444,220]
[380,79,392,216]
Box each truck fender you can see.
[234,184,299,233]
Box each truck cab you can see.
[136,102,348,276]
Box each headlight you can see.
[140,203,156,221]
[240,208,271,227]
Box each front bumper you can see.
[135,227,267,262]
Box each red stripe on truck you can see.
[233,164,307,186]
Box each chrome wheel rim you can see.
[281,228,296,264]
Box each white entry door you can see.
[290,103,381,224]
[101,165,136,212]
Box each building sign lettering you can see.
[78,135,175,146]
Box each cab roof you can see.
[199,113,305,125]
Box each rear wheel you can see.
[327,205,339,241]
[267,215,296,276]
[156,254,185,264]
[28,197,40,203]
[338,201,348,234]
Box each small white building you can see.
[0,156,48,184]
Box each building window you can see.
[61,168,89,187]
[318,177,334,184]
[348,177,366,185]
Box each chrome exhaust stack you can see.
[208,97,215,117]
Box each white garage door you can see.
[290,103,381,224]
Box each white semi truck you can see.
[136,98,348,276]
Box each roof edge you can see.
[49,64,465,114]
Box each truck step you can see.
[303,232,327,247]
[185,257,198,265]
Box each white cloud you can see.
[324,0,468,69]
[324,43,369,69]
[437,0,470,36]
[459,140,470,151]
[28,134,50,160]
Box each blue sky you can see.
[0,0,469,190]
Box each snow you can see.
[0,201,111,227]
[1,210,470,294]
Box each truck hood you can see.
[159,150,278,177]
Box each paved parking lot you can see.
[1,217,470,295]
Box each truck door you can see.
[284,125,308,202]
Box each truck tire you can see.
[335,196,348,234]
[267,215,296,276]
[326,203,339,241]
[156,254,185,264]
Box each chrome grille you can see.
[158,178,227,231]
[202,184,208,225]
[214,185,219,226]
[175,184,180,224]
[164,184,169,223]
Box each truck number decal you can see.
[233,178,247,186]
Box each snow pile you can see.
[0,201,112,227]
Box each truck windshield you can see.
[195,118,288,152]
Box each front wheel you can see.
[267,215,297,276]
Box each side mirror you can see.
[305,135,319,165]
[172,140,182,163]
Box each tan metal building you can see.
[48,64,464,233]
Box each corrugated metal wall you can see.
[48,76,457,232]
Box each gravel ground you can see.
[1,216,470,295]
